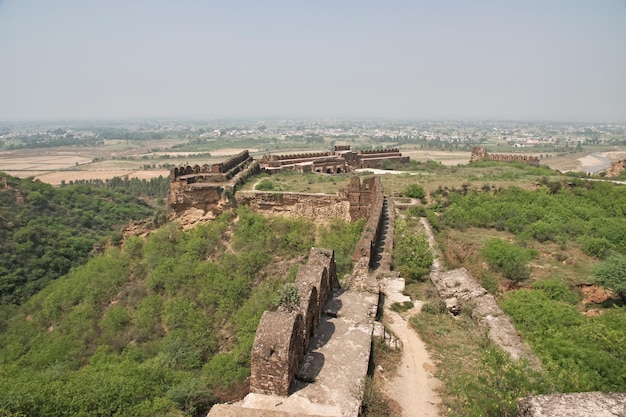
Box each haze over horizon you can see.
[1,1,625,123]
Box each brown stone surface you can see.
[351,177,385,272]
[517,392,626,417]
[296,265,330,313]
[236,192,351,225]
[251,311,305,396]
[241,289,378,417]
[250,248,338,398]
[168,151,259,224]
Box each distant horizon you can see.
[1,1,625,123]
[1,116,626,126]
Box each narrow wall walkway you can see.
[376,201,441,417]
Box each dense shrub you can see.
[440,182,626,254]
[594,254,626,301]
[255,179,275,191]
[404,184,425,199]
[532,278,580,305]
[501,289,626,392]
[0,173,153,305]
[407,205,427,218]
[481,238,533,282]
[316,218,365,277]
[578,236,614,258]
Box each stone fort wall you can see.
[168,151,259,222]
[351,176,385,272]
[250,248,337,396]
[236,175,380,224]
[470,146,540,164]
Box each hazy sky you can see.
[1,1,625,122]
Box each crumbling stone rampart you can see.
[250,311,305,397]
[260,146,409,173]
[351,177,385,271]
[235,192,351,224]
[430,267,539,365]
[237,175,384,225]
[470,146,539,165]
[168,151,258,222]
[249,248,337,396]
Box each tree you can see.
[594,254,626,301]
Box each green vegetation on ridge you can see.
[0,208,363,417]
[433,177,626,397]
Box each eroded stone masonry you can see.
[470,146,540,164]
[168,150,259,225]
[250,248,337,397]
[235,176,383,226]
[260,145,409,174]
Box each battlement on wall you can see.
[261,152,332,165]
[260,146,410,173]
[170,150,252,182]
[357,148,400,155]
[470,146,540,165]
[250,248,337,396]
[167,151,259,223]
[350,177,385,271]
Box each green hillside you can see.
[0,208,362,417]
[0,173,155,305]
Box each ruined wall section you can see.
[260,146,409,173]
[250,311,305,397]
[261,152,332,167]
[430,267,539,365]
[470,146,540,165]
[351,177,385,272]
[235,191,351,224]
[250,248,336,397]
[168,151,259,224]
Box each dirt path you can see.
[383,305,441,417]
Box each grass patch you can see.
[410,311,550,416]
[390,301,414,313]
[362,336,402,417]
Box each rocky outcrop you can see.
[605,159,626,178]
